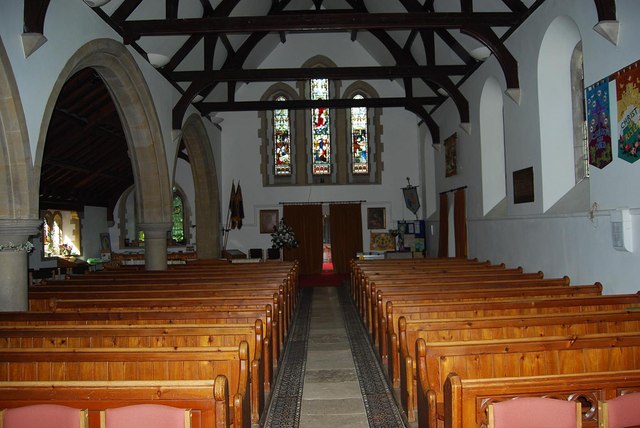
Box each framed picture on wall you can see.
[260,209,279,234]
[370,232,396,251]
[367,207,386,229]
[513,166,534,204]
[100,232,111,253]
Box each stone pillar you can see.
[139,222,171,271]
[0,219,42,311]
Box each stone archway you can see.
[0,38,36,220]
[33,38,172,269]
[179,114,221,259]
[0,38,42,310]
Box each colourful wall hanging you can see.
[586,78,612,169]
[616,64,640,163]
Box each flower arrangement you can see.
[270,218,299,249]
[59,242,79,256]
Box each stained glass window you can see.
[172,193,185,244]
[311,78,331,175]
[274,95,292,176]
[351,94,369,174]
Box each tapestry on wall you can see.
[586,78,612,169]
[616,63,640,164]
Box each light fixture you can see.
[469,46,491,61]
[82,0,111,7]
[192,95,204,103]
[147,53,170,68]
[437,88,448,97]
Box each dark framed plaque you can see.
[513,166,534,204]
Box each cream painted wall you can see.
[217,32,423,254]
[427,0,640,293]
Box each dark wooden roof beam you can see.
[198,96,440,113]
[501,0,528,13]
[168,65,469,82]
[123,12,520,37]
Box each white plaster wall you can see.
[427,0,640,294]
[81,206,109,259]
[218,32,422,254]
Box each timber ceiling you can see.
[26,0,616,215]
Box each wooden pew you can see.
[0,378,232,428]
[397,308,640,423]
[0,322,267,424]
[356,273,555,320]
[365,277,577,339]
[379,284,605,385]
[0,305,281,377]
[29,292,288,351]
[381,293,640,369]
[350,258,493,298]
[413,332,640,428]
[0,343,252,428]
[442,370,640,428]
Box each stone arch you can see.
[0,37,36,220]
[179,114,220,258]
[33,38,172,230]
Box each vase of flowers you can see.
[270,218,299,260]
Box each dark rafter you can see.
[122,12,520,38]
[593,0,616,21]
[168,65,469,83]
[462,25,520,91]
[501,0,528,13]
[199,96,440,113]
[72,0,550,140]
[23,0,50,34]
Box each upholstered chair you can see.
[488,397,582,428]
[1,404,88,428]
[100,404,191,428]
[598,392,640,428]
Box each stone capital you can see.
[0,218,42,249]
[138,222,172,239]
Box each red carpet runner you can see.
[299,271,348,287]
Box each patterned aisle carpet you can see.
[263,285,406,427]
[338,284,407,428]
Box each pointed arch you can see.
[259,82,301,185]
[343,80,383,184]
[479,77,506,215]
[179,113,221,258]
[0,37,36,219]
[33,38,172,228]
[538,16,584,211]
